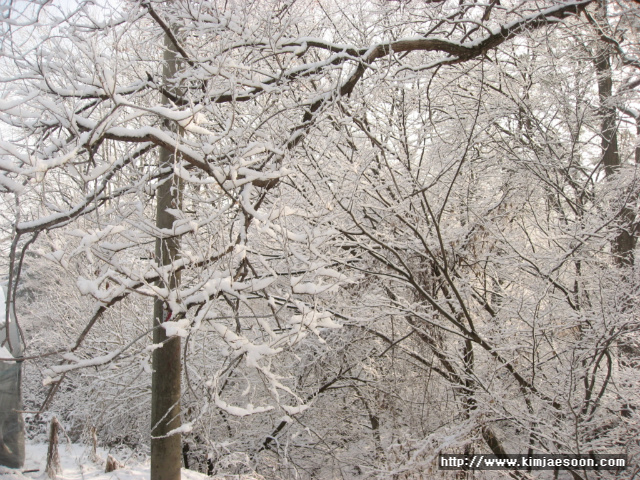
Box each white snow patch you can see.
[165,422,193,436]
[161,319,191,337]
[0,346,14,362]
[281,404,309,415]
[5,442,225,480]
[214,397,274,417]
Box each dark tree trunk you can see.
[595,0,636,266]
[150,32,183,480]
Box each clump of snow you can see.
[77,277,98,296]
[161,319,191,337]
[214,397,274,417]
[165,422,193,436]
[286,302,341,344]
[281,404,309,415]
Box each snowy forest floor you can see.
[0,443,234,480]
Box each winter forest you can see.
[0,0,639,478]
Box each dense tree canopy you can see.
[1,0,639,478]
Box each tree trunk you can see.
[594,0,636,266]
[150,31,183,480]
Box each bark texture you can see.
[150,31,183,480]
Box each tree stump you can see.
[105,454,120,473]
[45,417,61,479]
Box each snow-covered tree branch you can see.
[1,0,639,478]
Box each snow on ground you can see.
[0,443,211,480]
